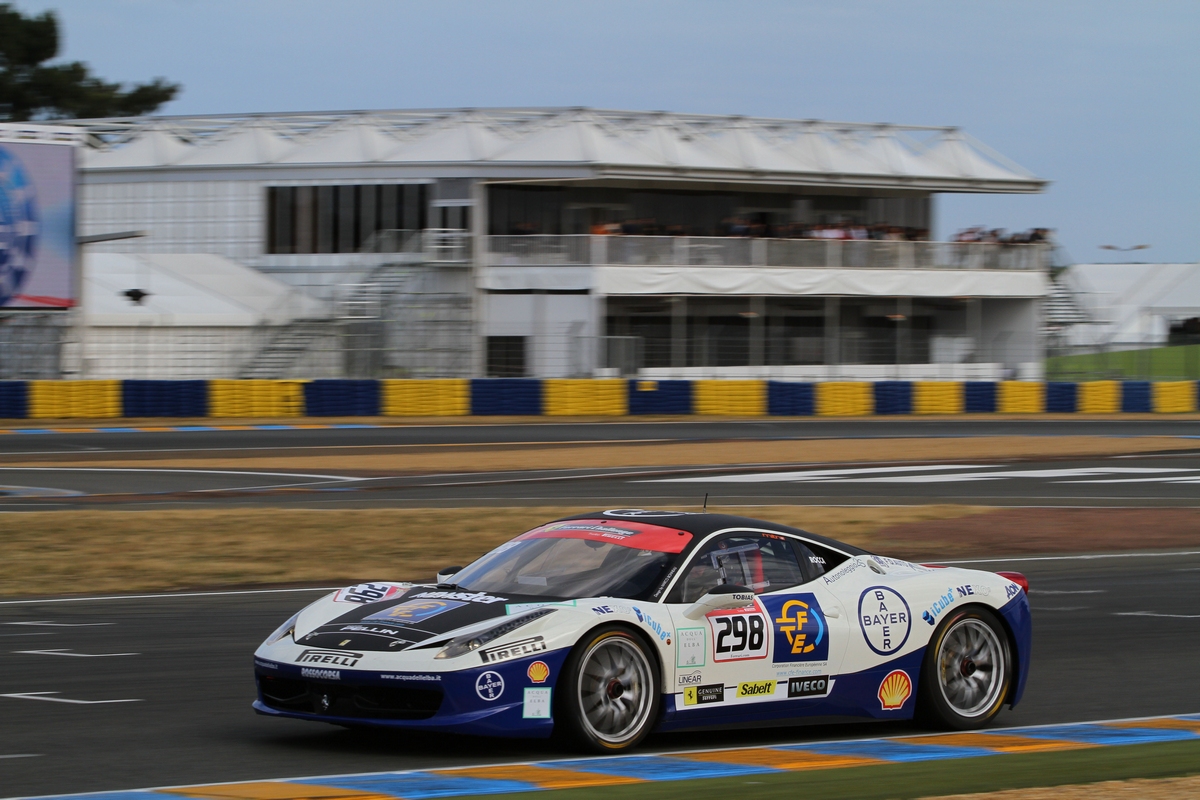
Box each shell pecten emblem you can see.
[527,660,550,684]
[877,669,912,710]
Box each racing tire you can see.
[918,606,1012,730]
[557,625,661,753]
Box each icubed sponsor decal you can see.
[707,603,768,663]
[476,671,505,701]
[333,582,408,604]
[527,661,550,684]
[736,680,775,699]
[413,590,507,605]
[479,636,547,664]
[632,606,672,643]
[877,669,912,710]
[858,586,911,656]
[922,587,957,626]
[296,649,363,667]
[683,683,724,706]
[363,599,465,624]
[760,594,828,663]
[301,667,340,680]
[787,675,832,699]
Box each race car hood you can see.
[294,585,569,652]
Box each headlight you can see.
[434,608,555,660]
[264,611,300,646]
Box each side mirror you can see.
[683,584,755,620]
[436,566,464,585]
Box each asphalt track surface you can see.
[1,551,1198,797]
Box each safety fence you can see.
[0,378,1197,419]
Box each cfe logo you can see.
[760,594,829,663]
[877,669,912,710]
[526,661,550,684]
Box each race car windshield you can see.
[449,536,677,600]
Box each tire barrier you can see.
[0,379,1198,419]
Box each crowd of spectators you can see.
[952,226,1053,245]
[582,218,931,240]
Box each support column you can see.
[897,296,912,366]
[824,296,840,366]
[749,296,766,369]
[671,296,688,371]
[968,298,982,362]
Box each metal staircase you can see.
[236,319,333,379]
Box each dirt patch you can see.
[4,504,1200,598]
[5,436,1199,474]
[924,773,1200,799]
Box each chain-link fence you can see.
[1047,339,1200,381]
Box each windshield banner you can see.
[519,520,693,553]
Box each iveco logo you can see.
[296,649,363,667]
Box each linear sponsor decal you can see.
[301,667,340,680]
[295,649,362,667]
[878,669,912,710]
[333,582,408,604]
[761,594,829,663]
[858,586,911,656]
[736,680,775,699]
[475,671,504,701]
[707,602,768,663]
[478,636,547,664]
[363,599,466,624]
[683,683,724,706]
[677,670,703,686]
[787,675,832,699]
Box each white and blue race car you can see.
[253,510,1031,752]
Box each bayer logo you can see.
[475,670,505,702]
[0,146,38,308]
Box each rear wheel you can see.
[558,626,659,753]
[919,606,1011,730]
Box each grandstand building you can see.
[63,107,1050,380]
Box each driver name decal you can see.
[858,586,912,656]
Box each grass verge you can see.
[459,740,1200,800]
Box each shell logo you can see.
[527,660,550,684]
[877,669,912,710]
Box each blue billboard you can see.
[0,139,75,310]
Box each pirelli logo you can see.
[296,649,363,668]
[478,636,547,664]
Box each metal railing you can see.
[487,235,1049,270]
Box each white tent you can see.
[1063,262,1200,344]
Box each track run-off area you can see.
[2,417,1199,797]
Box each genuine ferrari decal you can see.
[878,669,912,710]
[707,604,768,663]
[478,636,547,664]
[333,582,408,605]
[476,671,505,701]
[760,594,828,663]
[858,586,912,656]
[363,599,466,623]
[295,649,362,667]
[683,683,724,705]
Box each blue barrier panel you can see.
[1122,381,1152,413]
[627,380,693,415]
[303,380,381,416]
[122,380,208,417]
[964,382,997,413]
[873,381,913,415]
[767,381,814,416]
[1045,382,1078,413]
[470,379,543,415]
[0,381,28,418]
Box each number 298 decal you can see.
[706,603,769,662]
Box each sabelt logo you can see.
[479,636,547,664]
[736,680,776,698]
[877,669,912,710]
[301,667,340,680]
[296,649,363,667]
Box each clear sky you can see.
[18,0,1199,263]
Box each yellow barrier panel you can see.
[1077,381,1120,414]
[208,380,307,417]
[542,379,627,416]
[693,380,767,416]
[912,382,964,415]
[28,380,122,419]
[816,382,873,416]
[997,381,1045,413]
[1152,381,1197,413]
[381,379,470,416]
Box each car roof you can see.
[550,510,872,556]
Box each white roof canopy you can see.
[69,107,1046,193]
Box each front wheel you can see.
[558,626,660,753]
[918,606,1011,730]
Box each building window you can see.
[487,336,527,377]
[265,184,428,254]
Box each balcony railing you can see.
[487,235,1048,271]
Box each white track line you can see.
[941,550,1200,564]
[0,692,141,705]
[1115,611,1200,619]
[0,467,359,480]
[0,586,338,606]
[14,649,138,658]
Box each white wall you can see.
[483,292,595,377]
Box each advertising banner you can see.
[0,139,75,310]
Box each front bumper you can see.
[252,647,569,738]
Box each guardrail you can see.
[487,236,1049,270]
[0,378,1195,419]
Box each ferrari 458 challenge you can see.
[254,510,1031,752]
